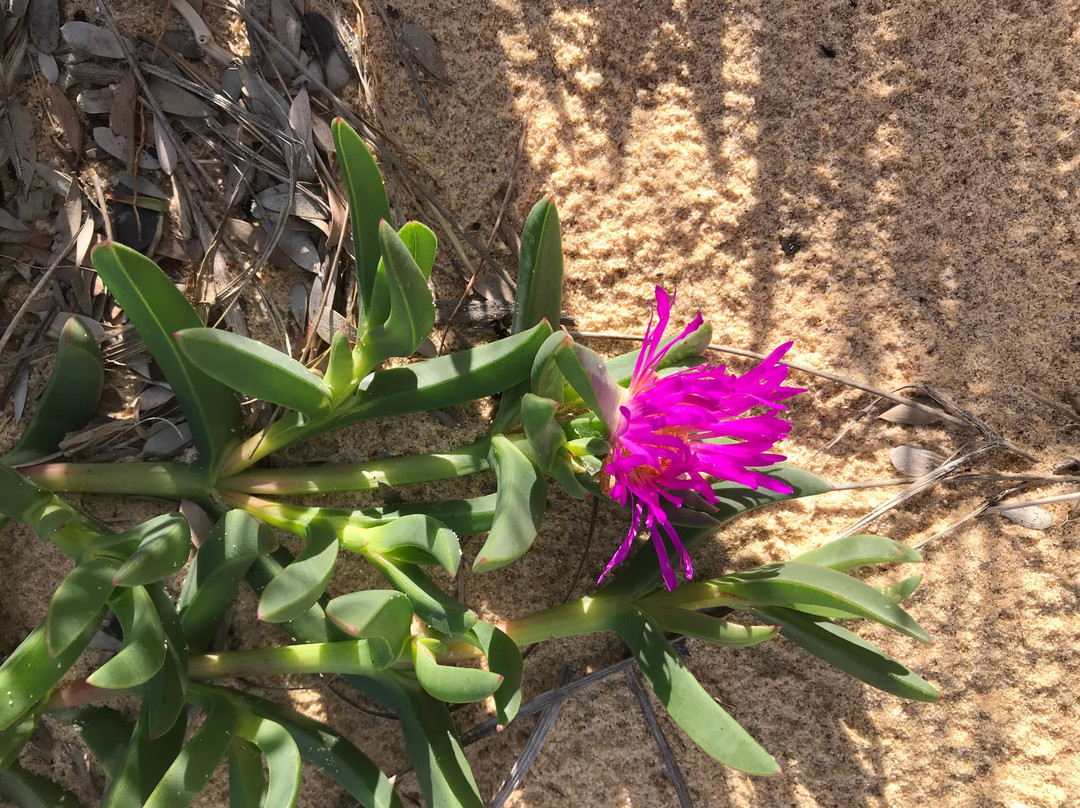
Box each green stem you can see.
[220,439,491,494]
[188,640,385,679]
[21,461,210,501]
[636,580,746,612]
[502,596,619,646]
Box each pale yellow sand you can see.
[3,0,1078,806]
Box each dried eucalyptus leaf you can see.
[61,21,125,59]
[890,445,946,478]
[12,365,30,424]
[276,228,320,272]
[289,282,309,328]
[109,71,137,143]
[310,114,333,153]
[161,28,204,59]
[473,274,514,303]
[116,172,169,200]
[221,66,243,102]
[402,22,448,83]
[271,0,302,57]
[45,83,82,153]
[55,190,82,242]
[0,207,30,232]
[74,217,95,266]
[92,127,160,170]
[288,86,316,181]
[253,185,328,221]
[2,105,38,183]
[879,400,944,425]
[76,87,116,114]
[34,163,72,196]
[1001,506,1053,531]
[38,52,59,83]
[28,0,60,52]
[307,275,322,330]
[17,188,54,222]
[142,420,192,457]
[153,124,177,175]
[148,78,211,117]
[137,385,176,412]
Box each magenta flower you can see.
[601,287,804,590]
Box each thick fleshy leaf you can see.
[372,494,497,537]
[0,699,46,772]
[240,324,553,469]
[88,586,168,688]
[229,689,403,808]
[0,609,105,733]
[365,675,482,808]
[529,330,569,402]
[332,119,393,326]
[786,574,923,619]
[257,520,339,623]
[326,591,412,665]
[546,448,590,499]
[0,764,82,807]
[644,606,780,647]
[0,468,106,560]
[715,562,932,643]
[553,334,622,430]
[366,556,476,636]
[141,584,188,740]
[472,435,547,573]
[46,558,117,657]
[460,620,522,727]
[346,514,460,575]
[178,510,271,650]
[98,701,187,808]
[791,535,921,571]
[412,639,503,703]
[91,243,242,470]
[513,198,563,335]
[367,220,437,332]
[2,316,103,466]
[754,606,940,702]
[144,697,238,808]
[174,328,332,416]
[64,706,132,782]
[340,321,553,427]
[611,606,780,775]
[236,714,301,808]
[881,574,922,604]
[357,221,436,367]
[324,328,355,405]
[520,393,563,472]
[112,513,191,586]
[228,738,267,808]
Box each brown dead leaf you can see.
[403,22,448,84]
[28,0,59,52]
[45,83,82,156]
[109,71,137,144]
[61,21,125,59]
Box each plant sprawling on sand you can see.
[0,120,936,807]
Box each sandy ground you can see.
[3,0,1080,806]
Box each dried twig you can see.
[487,667,574,808]
[625,667,695,808]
